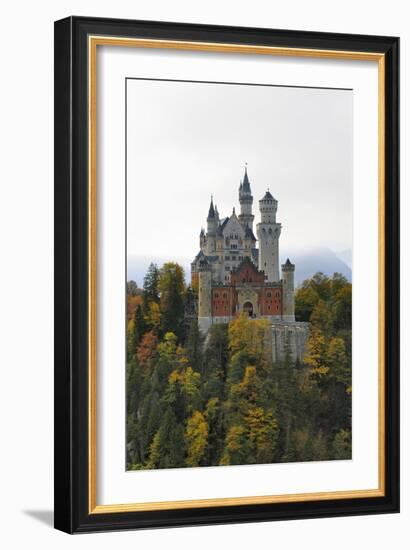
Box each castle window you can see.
[225,266,230,271]
[215,293,219,298]
[267,292,272,297]
[225,256,230,260]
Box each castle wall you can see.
[198,268,212,334]
[212,286,236,317]
[259,286,282,316]
[231,265,265,285]
[271,321,309,363]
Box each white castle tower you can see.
[256,190,281,282]
[238,166,254,231]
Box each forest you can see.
[126,263,352,470]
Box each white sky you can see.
[127,79,352,260]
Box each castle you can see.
[191,167,309,362]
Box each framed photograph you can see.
[54,16,399,533]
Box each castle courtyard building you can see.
[191,167,309,362]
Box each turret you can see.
[199,228,206,251]
[198,258,212,333]
[214,204,220,224]
[238,166,254,231]
[256,190,281,282]
[282,258,295,321]
[206,196,217,254]
[259,189,278,223]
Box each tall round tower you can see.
[198,258,212,333]
[256,190,282,282]
[281,258,295,321]
[238,166,254,231]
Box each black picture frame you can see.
[54,15,399,534]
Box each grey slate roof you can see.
[207,197,215,219]
[242,167,251,193]
[220,217,229,230]
[262,190,275,200]
[245,224,257,241]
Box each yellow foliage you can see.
[228,314,271,362]
[185,411,208,467]
[304,328,329,377]
[168,369,180,384]
[225,425,247,453]
[145,301,161,329]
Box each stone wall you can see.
[271,321,310,363]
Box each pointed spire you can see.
[242,164,251,193]
[207,195,215,219]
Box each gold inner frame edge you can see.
[88,35,386,514]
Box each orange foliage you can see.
[127,294,142,320]
[137,330,158,373]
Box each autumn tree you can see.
[143,263,160,305]
[126,267,352,470]
[127,280,139,297]
[146,408,185,469]
[132,303,146,354]
[136,330,158,376]
[141,263,160,332]
[158,262,186,339]
[245,407,278,464]
[185,319,204,373]
[185,411,208,467]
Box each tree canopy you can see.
[126,267,352,469]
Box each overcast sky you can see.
[127,78,352,263]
